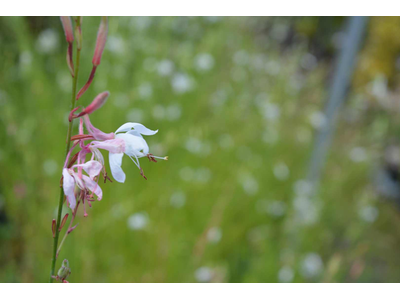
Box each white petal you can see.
[91,147,105,165]
[117,133,149,157]
[115,122,158,135]
[126,130,142,138]
[70,172,85,190]
[82,175,103,200]
[62,169,76,210]
[75,160,103,179]
[109,152,126,183]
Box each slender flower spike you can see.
[76,17,108,100]
[60,16,75,77]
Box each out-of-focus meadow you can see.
[2,16,400,283]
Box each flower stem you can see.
[56,201,79,258]
[49,17,82,283]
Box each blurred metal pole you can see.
[307,16,369,191]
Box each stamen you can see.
[140,168,147,180]
[128,155,141,170]
[151,155,168,161]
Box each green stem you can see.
[49,17,82,283]
[56,201,79,258]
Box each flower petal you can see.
[109,152,126,183]
[91,139,125,153]
[82,175,103,200]
[116,133,149,157]
[115,122,158,135]
[74,160,103,179]
[126,130,143,138]
[70,171,85,190]
[62,169,76,210]
[83,114,115,141]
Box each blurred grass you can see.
[1,16,400,282]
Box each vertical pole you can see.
[307,16,369,191]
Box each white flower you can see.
[90,122,167,183]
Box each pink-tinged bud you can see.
[68,223,78,234]
[92,17,108,66]
[76,66,97,100]
[59,213,69,231]
[66,43,74,77]
[60,17,74,43]
[52,219,56,238]
[80,91,109,116]
[60,16,75,77]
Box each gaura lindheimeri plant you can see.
[50,16,167,283]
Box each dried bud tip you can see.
[52,219,56,238]
[92,17,108,66]
[60,17,74,43]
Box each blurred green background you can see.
[2,16,400,283]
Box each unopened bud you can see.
[67,152,80,168]
[81,91,109,115]
[57,259,71,280]
[92,16,108,66]
[59,213,69,231]
[52,219,56,238]
[66,43,74,77]
[60,17,74,43]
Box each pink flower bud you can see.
[59,213,69,232]
[81,91,109,115]
[66,43,74,77]
[60,16,74,43]
[92,17,108,66]
[52,219,56,238]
